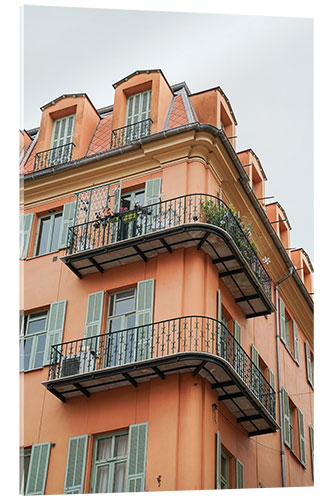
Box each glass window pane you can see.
[113,462,126,493]
[115,297,135,315]
[110,317,122,333]
[24,337,33,371]
[33,334,46,368]
[134,192,145,208]
[126,313,136,330]
[97,438,113,460]
[23,454,31,493]
[36,217,51,255]
[50,213,62,252]
[114,435,128,457]
[116,290,135,300]
[26,315,47,335]
[95,465,110,493]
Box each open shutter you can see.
[305,341,313,386]
[59,202,76,249]
[235,458,244,488]
[43,300,67,365]
[298,409,306,467]
[233,320,242,375]
[282,388,291,447]
[217,290,222,357]
[251,344,260,395]
[143,178,161,234]
[126,423,148,492]
[292,320,299,364]
[279,298,286,343]
[309,426,314,478]
[135,279,154,361]
[268,368,276,418]
[20,213,34,259]
[216,431,221,489]
[64,435,89,494]
[144,178,161,206]
[26,442,51,496]
[84,291,104,338]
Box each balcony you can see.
[43,316,277,436]
[33,143,75,171]
[110,119,152,149]
[62,194,274,318]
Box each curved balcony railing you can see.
[110,118,152,149]
[67,194,271,298]
[33,142,75,171]
[48,315,276,419]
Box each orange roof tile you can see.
[86,113,113,156]
[166,94,189,130]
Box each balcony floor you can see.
[43,351,278,436]
[62,223,274,318]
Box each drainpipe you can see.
[275,266,294,487]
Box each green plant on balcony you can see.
[201,200,226,226]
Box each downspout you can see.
[275,266,295,487]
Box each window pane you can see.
[113,462,126,493]
[24,337,33,371]
[114,435,128,457]
[97,438,113,460]
[115,297,135,315]
[33,334,46,369]
[120,195,131,211]
[26,314,47,335]
[50,213,62,252]
[126,313,136,329]
[116,290,135,301]
[36,217,51,255]
[95,465,110,493]
[110,317,122,333]
[23,454,31,493]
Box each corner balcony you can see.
[62,194,274,318]
[33,143,75,171]
[43,316,277,436]
[110,119,152,149]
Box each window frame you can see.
[51,114,76,149]
[20,310,49,372]
[34,211,63,256]
[20,447,31,495]
[91,431,129,494]
[220,449,230,489]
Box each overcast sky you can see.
[22,5,314,262]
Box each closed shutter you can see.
[43,300,67,365]
[135,279,154,361]
[233,320,242,375]
[216,431,221,489]
[20,213,34,259]
[217,290,222,357]
[64,435,89,494]
[59,202,76,249]
[268,368,276,418]
[309,426,314,478]
[282,388,291,447]
[84,291,105,339]
[292,320,299,364]
[279,298,286,343]
[26,442,51,495]
[235,457,244,488]
[51,115,75,148]
[126,91,151,126]
[251,344,259,395]
[126,423,148,492]
[298,409,306,467]
[305,341,313,386]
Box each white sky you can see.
[22,5,314,262]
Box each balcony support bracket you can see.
[74,383,90,398]
[133,245,148,262]
[197,232,209,250]
[89,257,104,274]
[237,414,262,423]
[218,391,243,401]
[152,366,166,380]
[219,269,243,278]
[211,380,235,390]
[193,361,206,377]
[236,294,260,303]
[47,386,67,403]
[160,238,172,254]
[123,372,138,387]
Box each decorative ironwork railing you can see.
[67,193,272,298]
[33,143,75,171]
[110,119,152,149]
[48,315,276,419]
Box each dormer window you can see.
[125,91,151,143]
[50,114,75,165]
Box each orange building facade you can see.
[19,69,314,494]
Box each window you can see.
[50,114,75,165]
[25,442,51,495]
[20,311,48,371]
[20,447,31,494]
[118,189,145,239]
[305,341,314,387]
[282,387,294,450]
[125,91,151,142]
[309,425,314,478]
[279,298,299,363]
[106,289,136,366]
[220,450,230,489]
[35,212,63,256]
[235,457,244,488]
[91,432,128,493]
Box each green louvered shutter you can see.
[43,300,67,365]
[143,178,161,234]
[268,368,276,417]
[217,290,222,357]
[251,344,260,396]
[126,423,148,492]
[279,298,286,343]
[59,202,76,249]
[64,435,89,494]
[26,442,51,496]
[305,341,314,386]
[216,431,222,489]
[136,279,154,361]
[233,320,242,375]
[309,426,314,478]
[282,388,291,447]
[235,458,244,488]
[298,409,306,467]
[84,291,104,338]
[292,320,300,364]
[20,213,34,259]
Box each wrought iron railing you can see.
[33,143,75,171]
[48,315,276,419]
[67,193,271,298]
[110,119,152,149]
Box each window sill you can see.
[20,366,45,374]
[280,339,299,366]
[286,446,307,470]
[25,249,65,260]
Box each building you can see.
[19,69,314,494]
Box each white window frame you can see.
[20,447,32,495]
[20,311,48,371]
[34,211,63,256]
[91,431,128,494]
